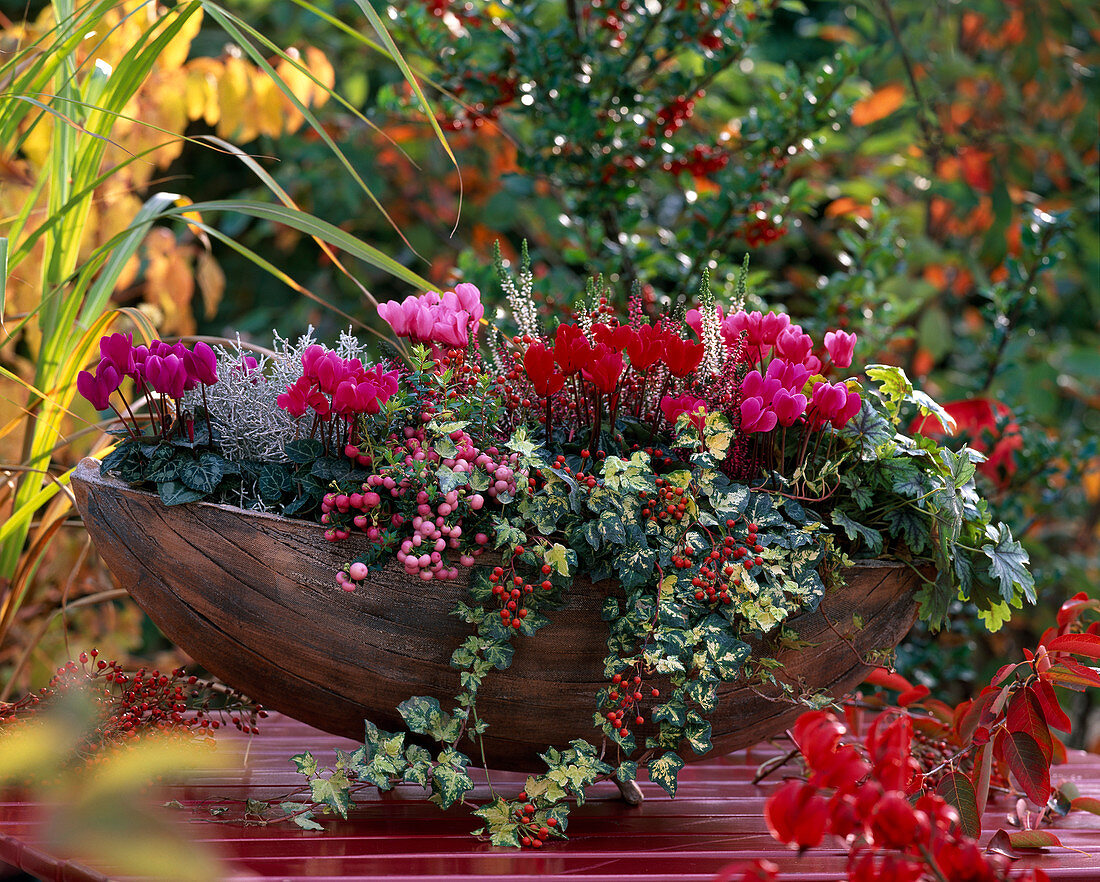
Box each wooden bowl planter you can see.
[72,457,921,770]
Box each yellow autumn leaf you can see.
[851,82,906,126]
[216,52,253,142]
[304,45,335,110]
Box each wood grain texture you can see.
[71,457,921,770]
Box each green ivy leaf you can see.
[647,752,685,797]
[684,711,713,755]
[398,696,448,739]
[290,751,318,777]
[598,511,628,545]
[309,770,352,819]
[430,763,474,809]
[982,523,1035,604]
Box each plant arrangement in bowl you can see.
[70,253,1034,845]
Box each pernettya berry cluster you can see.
[325,424,521,588]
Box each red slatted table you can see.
[2,713,1099,881]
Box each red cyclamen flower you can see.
[663,335,705,377]
[554,323,594,375]
[523,342,565,397]
[582,343,624,394]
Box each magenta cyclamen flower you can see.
[99,332,135,375]
[766,357,811,394]
[809,381,862,429]
[277,376,311,417]
[188,341,219,385]
[660,392,708,432]
[740,396,778,433]
[77,359,121,411]
[772,388,808,427]
[824,330,857,369]
[145,353,188,399]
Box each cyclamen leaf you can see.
[284,438,324,463]
[158,480,205,506]
[982,523,1036,604]
[179,453,225,494]
[936,771,981,838]
[647,751,685,797]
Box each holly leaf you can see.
[647,752,685,797]
[982,523,1035,604]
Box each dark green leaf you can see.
[831,509,884,555]
[178,453,225,493]
[284,438,324,463]
[158,480,205,506]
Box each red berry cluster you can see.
[683,518,762,605]
[582,0,633,46]
[603,669,660,738]
[736,202,788,248]
[665,143,730,177]
[650,92,702,140]
[488,546,553,630]
[638,476,690,525]
[512,790,559,847]
[0,650,264,757]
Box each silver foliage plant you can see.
[187,327,373,462]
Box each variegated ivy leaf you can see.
[647,752,685,797]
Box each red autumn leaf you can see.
[986,828,1020,860]
[991,661,1020,687]
[1051,658,1100,687]
[864,667,913,692]
[1056,592,1100,628]
[957,690,997,743]
[851,83,906,126]
[898,684,931,707]
[1070,796,1100,815]
[936,771,981,838]
[1051,733,1067,766]
[1006,686,1053,765]
[1045,664,1099,691]
[995,730,1051,805]
[1006,830,1063,849]
[1045,632,1100,659]
[1033,676,1073,732]
[974,743,994,814]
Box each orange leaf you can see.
[1006,830,1062,849]
[851,83,906,126]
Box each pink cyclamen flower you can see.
[808,381,860,429]
[824,330,857,369]
[740,369,782,406]
[277,376,312,417]
[451,283,485,324]
[145,353,187,399]
[766,357,810,394]
[661,392,708,433]
[775,326,814,364]
[740,396,777,433]
[772,389,808,427]
[758,311,792,346]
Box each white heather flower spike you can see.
[699,270,723,377]
[495,240,541,339]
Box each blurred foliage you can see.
[0,686,233,881]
